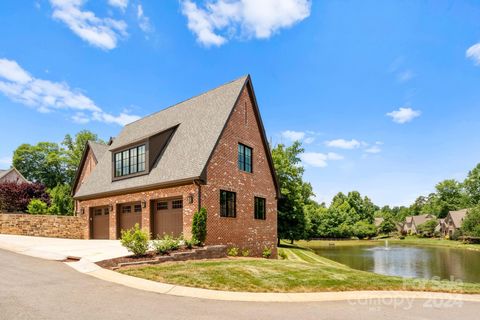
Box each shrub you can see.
[27,199,48,214]
[0,182,49,212]
[120,224,149,257]
[192,207,207,244]
[152,234,180,255]
[184,237,199,250]
[262,247,272,259]
[417,220,438,238]
[278,251,287,260]
[227,247,239,257]
[462,206,480,237]
[47,184,74,215]
[241,249,250,257]
[451,229,463,241]
[352,221,377,239]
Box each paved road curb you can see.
[66,258,480,303]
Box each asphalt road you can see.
[0,249,479,320]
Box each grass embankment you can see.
[297,237,480,251]
[119,244,480,293]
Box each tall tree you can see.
[464,163,480,206]
[272,141,314,244]
[63,130,104,184]
[434,179,468,218]
[13,142,66,189]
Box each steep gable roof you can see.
[447,209,468,228]
[75,76,263,199]
[0,167,29,183]
[0,170,7,179]
[72,141,109,194]
[412,214,435,227]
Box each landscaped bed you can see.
[117,244,480,293]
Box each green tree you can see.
[434,179,468,218]
[13,142,67,189]
[47,184,74,215]
[410,196,427,215]
[378,216,397,235]
[272,141,313,244]
[417,219,438,237]
[63,130,104,184]
[464,163,480,206]
[462,207,480,237]
[304,201,327,239]
[352,221,377,239]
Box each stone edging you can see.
[66,259,480,303]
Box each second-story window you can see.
[238,143,252,173]
[114,145,146,177]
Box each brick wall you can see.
[77,183,198,240]
[202,84,278,257]
[0,213,86,239]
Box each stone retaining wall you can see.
[114,245,227,269]
[0,213,86,239]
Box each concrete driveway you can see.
[2,248,479,320]
[0,234,129,262]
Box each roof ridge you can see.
[124,75,249,127]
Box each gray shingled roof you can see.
[88,141,109,161]
[74,76,248,199]
[412,214,435,226]
[0,169,8,179]
[448,209,468,228]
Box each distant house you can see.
[443,209,468,237]
[0,167,29,184]
[403,214,435,234]
[374,217,384,227]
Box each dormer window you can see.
[114,145,146,177]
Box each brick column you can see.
[110,204,118,239]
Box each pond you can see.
[313,242,480,283]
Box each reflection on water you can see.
[313,244,480,283]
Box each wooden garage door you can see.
[153,198,183,238]
[91,207,109,239]
[119,203,142,235]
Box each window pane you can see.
[138,145,146,172]
[238,144,245,171]
[245,147,252,173]
[122,205,131,213]
[122,150,130,175]
[130,147,138,173]
[134,204,142,213]
[157,201,168,210]
[254,197,266,220]
[172,200,183,209]
[220,191,227,217]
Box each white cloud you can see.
[108,0,128,10]
[281,130,305,141]
[386,107,421,124]
[365,145,381,154]
[466,43,480,65]
[300,152,344,168]
[180,0,311,47]
[397,69,414,83]
[137,4,153,33]
[49,0,128,50]
[0,58,140,126]
[325,139,361,149]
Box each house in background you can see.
[0,167,29,184]
[73,76,279,256]
[374,217,384,228]
[443,209,468,237]
[402,214,435,234]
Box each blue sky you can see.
[1,0,480,207]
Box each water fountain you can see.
[384,239,390,250]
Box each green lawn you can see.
[297,237,480,251]
[118,244,480,293]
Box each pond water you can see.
[313,242,480,283]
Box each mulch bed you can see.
[96,247,197,269]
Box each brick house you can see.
[73,76,279,256]
[0,167,29,184]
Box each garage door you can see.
[91,207,109,239]
[119,203,142,235]
[153,198,183,238]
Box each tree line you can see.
[0,130,104,215]
[273,140,480,242]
